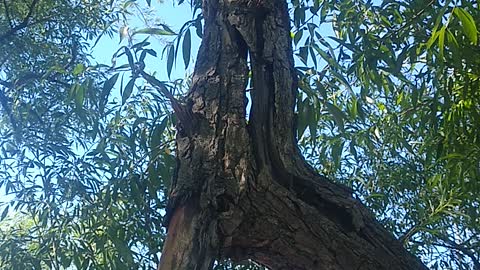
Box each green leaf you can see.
[166,44,175,78]
[426,4,449,49]
[145,49,157,57]
[119,26,129,43]
[122,78,135,105]
[72,63,85,76]
[0,205,8,221]
[124,47,134,69]
[103,73,119,95]
[298,46,308,65]
[150,116,169,157]
[331,70,351,91]
[307,99,318,140]
[309,46,317,69]
[329,36,359,53]
[160,24,176,35]
[131,37,150,50]
[348,97,358,119]
[194,19,203,38]
[307,23,316,37]
[438,26,446,59]
[294,30,303,45]
[100,73,119,113]
[139,50,147,62]
[446,28,459,49]
[75,84,85,109]
[326,102,346,132]
[331,140,344,169]
[426,29,441,49]
[453,7,478,45]
[297,99,309,139]
[112,239,134,265]
[119,73,124,100]
[313,44,341,70]
[182,28,191,68]
[133,27,176,36]
[294,6,305,27]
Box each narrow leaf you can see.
[454,8,478,45]
[438,26,446,58]
[294,30,303,45]
[326,102,346,132]
[427,29,441,49]
[166,45,175,78]
[119,26,129,43]
[0,206,8,221]
[133,27,176,36]
[100,73,119,113]
[122,78,135,105]
[102,73,119,95]
[75,84,85,109]
[194,19,203,38]
[182,28,191,68]
[72,63,85,76]
[124,48,134,69]
[331,140,344,169]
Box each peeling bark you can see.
[158,0,428,269]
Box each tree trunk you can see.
[157,0,428,269]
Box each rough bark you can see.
[158,0,429,269]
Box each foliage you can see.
[0,0,175,269]
[291,0,480,268]
[0,0,479,269]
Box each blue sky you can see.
[0,0,200,207]
[91,0,201,80]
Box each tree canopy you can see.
[0,0,479,269]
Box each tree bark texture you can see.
[157,0,428,269]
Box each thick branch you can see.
[1,73,70,88]
[139,70,196,134]
[158,0,429,269]
[158,0,251,268]
[0,0,39,43]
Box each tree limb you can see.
[1,72,71,89]
[0,0,39,43]
[138,70,192,128]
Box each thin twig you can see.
[138,70,195,131]
[411,236,480,270]
[139,70,177,102]
[436,235,480,270]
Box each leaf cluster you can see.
[291,0,480,268]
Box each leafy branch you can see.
[0,0,39,43]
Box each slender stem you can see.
[437,235,480,270]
